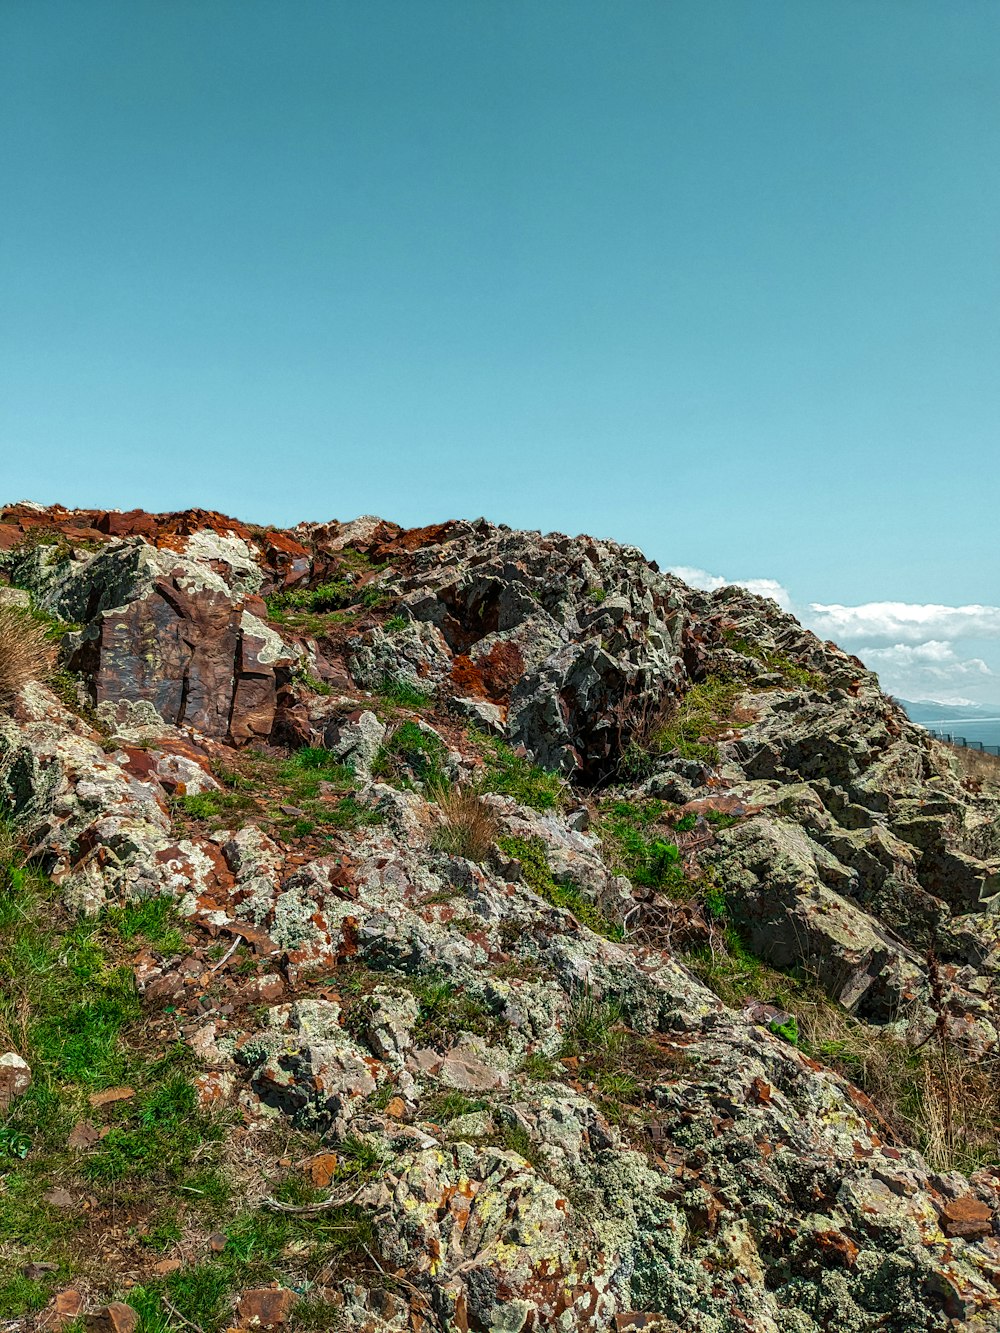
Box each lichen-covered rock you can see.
[4,503,1000,1328]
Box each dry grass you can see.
[431,786,501,861]
[689,934,1000,1173]
[0,605,55,706]
[944,741,1000,788]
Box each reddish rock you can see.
[748,1077,773,1105]
[85,1302,139,1333]
[236,1287,297,1328]
[88,1086,135,1108]
[813,1229,860,1267]
[942,1196,994,1239]
[39,1288,84,1331]
[96,509,158,539]
[302,1152,339,1187]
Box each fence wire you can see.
[926,730,1000,757]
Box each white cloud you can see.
[666,568,1000,704]
[668,566,793,611]
[806,601,1000,645]
[852,640,993,703]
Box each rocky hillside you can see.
[1,501,1000,1332]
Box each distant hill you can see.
[899,698,1000,724]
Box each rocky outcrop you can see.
[2,501,1000,1331]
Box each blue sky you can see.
[2,2,999,702]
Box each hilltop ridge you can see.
[2,503,1000,1331]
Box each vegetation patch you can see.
[0,834,228,1314]
[721,631,827,692]
[597,800,686,892]
[430,787,500,860]
[171,746,378,844]
[0,605,56,706]
[265,550,389,626]
[475,735,565,811]
[686,928,1000,1174]
[557,990,687,1130]
[497,835,623,940]
[409,977,500,1048]
[373,720,448,790]
[375,675,433,710]
[648,677,747,765]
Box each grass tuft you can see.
[430,787,500,860]
[0,606,55,706]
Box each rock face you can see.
[3,501,1000,1331]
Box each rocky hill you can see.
[1,502,1000,1332]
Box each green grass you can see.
[648,677,746,765]
[0,836,232,1312]
[265,552,389,621]
[554,989,682,1130]
[173,747,372,842]
[475,736,564,811]
[423,1090,486,1121]
[497,835,623,940]
[409,976,499,1047]
[292,667,332,696]
[375,675,433,709]
[598,800,686,892]
[86,1072,223,1184]
[263,606,357,636]
[0,824,387,1323]
[173,788,257,825]
[118,1193,378,1329]
[372,719,448,789]
[561,991,624,1053]
[104,898,185,953]
[383,614,408,633]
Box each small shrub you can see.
[770,1014,799,1045]
[431,787,500,861]
[424,1090,485,1121]
[561,989,625,1054]
[384,614,408,633]
[0,607,55,705]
